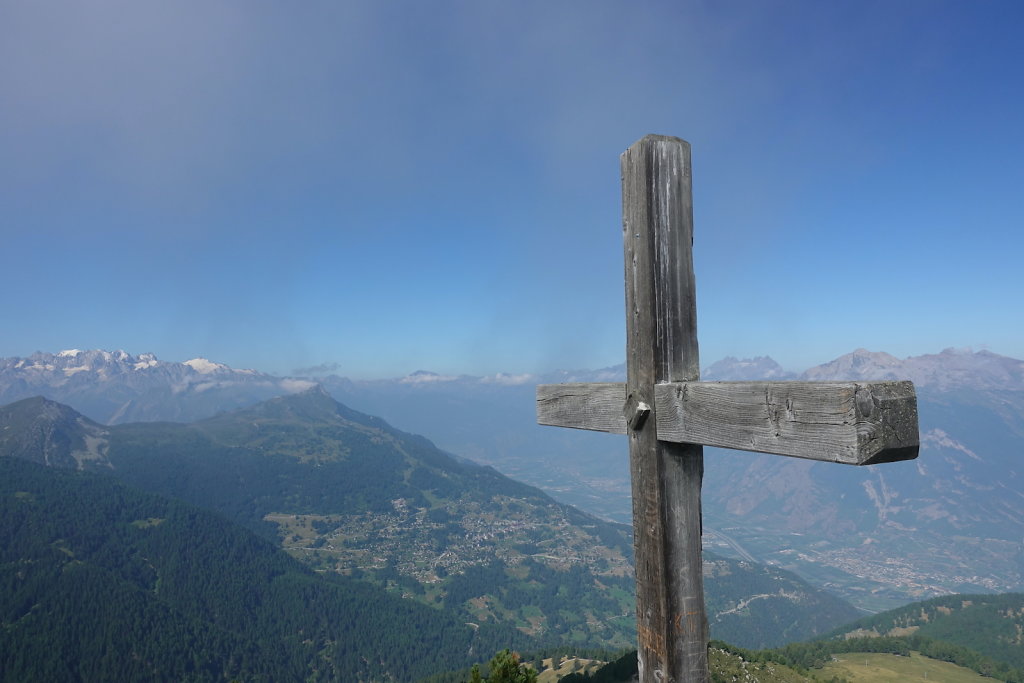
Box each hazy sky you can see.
[2,1,1021,378]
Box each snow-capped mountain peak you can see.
[0,350,309,424]
[183,358,229,374]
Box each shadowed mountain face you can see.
[0,390,861,649]
[0,396,110,468]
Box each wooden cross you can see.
[536,135,919,683]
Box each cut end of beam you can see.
[854,380,920,465]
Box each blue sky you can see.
[2,1,1021,378]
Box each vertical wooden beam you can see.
[622,135,709,682]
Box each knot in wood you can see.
[855,383,875,418]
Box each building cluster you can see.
[274,495,632,586]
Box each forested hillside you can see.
[702,555,859,647]
[0,457,525,681]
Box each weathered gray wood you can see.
[622,135,709,683]
[536,380,919,465]
[656,380,918,466]
[537,382,626,433]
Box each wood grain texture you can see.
[536,383,626,433]
[536,380,919,465]
[622,135,709,683]
[656,380,918,465]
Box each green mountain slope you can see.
[703,554,860,648]
[96,389,639,647]
[823,592,1024,669]
[1,391,861,649]
[0,457,524,681]
[559,645,1009,683]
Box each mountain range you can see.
[0,390,861,651]
[3,346,1023,613]
[0,349,314,424]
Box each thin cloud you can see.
[293,362,342,377]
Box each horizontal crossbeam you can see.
[536,381,918,466]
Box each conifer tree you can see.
[468,650,537,683]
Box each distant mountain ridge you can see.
[704,356,794,381]
[802,347,1024,390]
[4,347,1021,425]
[0,348,315,424]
